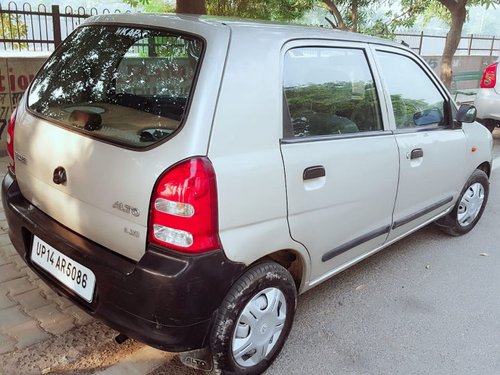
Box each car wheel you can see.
[436,169,489,236]
[210,262,297,375]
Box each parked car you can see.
[2,14,493,374]
[475,61,500,132]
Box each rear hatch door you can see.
[14,20,229,261]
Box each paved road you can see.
[0,130,499,374]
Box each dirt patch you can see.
[0,321,144,374]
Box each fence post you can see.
[52,5,62,48]
[418,31,424,55]
[467,34,473,55]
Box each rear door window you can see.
[28,25,203,148]
[283,47,383,137]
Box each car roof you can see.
[84,12,407,50]
[204,16,398,45]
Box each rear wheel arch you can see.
[209,261,297,374]
[476,161,491,178]
[251,249,307,293]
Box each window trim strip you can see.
[280,130,393,144]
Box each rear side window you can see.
[283,47,382,138]
[28,25,203,148]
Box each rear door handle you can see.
[303,166,326,180]
[410,148,424,159]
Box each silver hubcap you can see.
[457,182,484,227]
[232,287,287,367]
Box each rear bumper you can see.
[2,172,245,352]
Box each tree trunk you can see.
[351,0,358,33]
[176,0,206,15]
[439,2,466,89]
[322,0,346,30]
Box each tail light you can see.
[480,62,498,89]
[6,108,17,174]
[148,157,221,254]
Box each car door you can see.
[280,41,399,285]
[372,46,468,241]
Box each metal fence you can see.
[0,2,128,52]
[395,32,500,57]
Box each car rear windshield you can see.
[28,25,203,148]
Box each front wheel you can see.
[210,262,297,375]
[436,169,489,236]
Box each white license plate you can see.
[31,236,96,303]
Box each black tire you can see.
[436,169,489,236]
[210,262,297,375]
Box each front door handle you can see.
[410,148,424,160]
[303,166,326,180]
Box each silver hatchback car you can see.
[2,14,493,374]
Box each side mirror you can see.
[456,104,477,123]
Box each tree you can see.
[177,0,206,14]
[129,0,316,20]
[128,0,500,89]
[439,0,467,88]
[206,0,316,20]
[127,0,381,31]
[321,0,367,31]
[302,1,395,35]
[386,0,500,88]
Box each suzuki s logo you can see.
[52,166,67,185]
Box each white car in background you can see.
[475,61,500,133]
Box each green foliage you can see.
[389,94,429,127]
[1,14,28,50]
[207,0,316,20]
[383,0,500,33]
[320,0,376,30]
[286,82,353,114]
[136,36,196,58]
[123,0,315,20]
[361,20,395,38]
[123,0,175,13]
[143,1,175,13]
[285,81,381,135]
